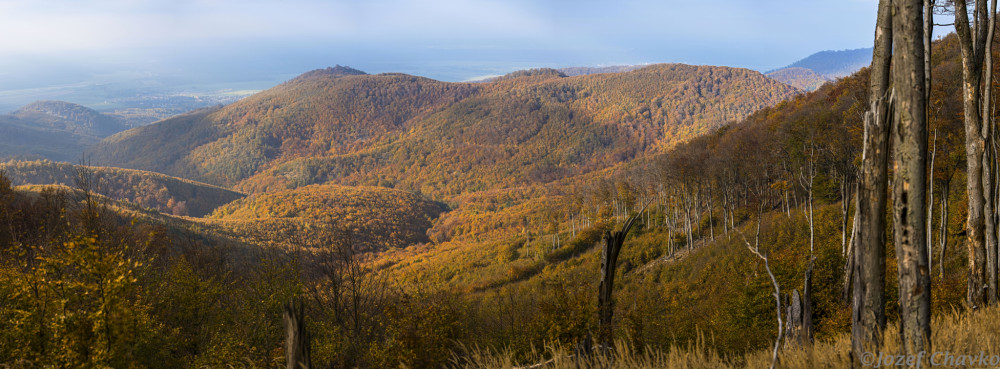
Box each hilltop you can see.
[90,63,799,195]
[12,100,130,137]
[0,101,132,162]
[766,47,873,90]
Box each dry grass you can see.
[451,305,1000,369]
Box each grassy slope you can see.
[453,303,1000,368]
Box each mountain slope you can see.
[766,48,872,91]
[0,116,93,161]
[558,65,646,76]
[12,100,129,137]
[0,101,132,162]
[206,184,445,250]
[91,64,798,196]
[765,67,829,91]
[775,47,872,78]
[0,160,244,216]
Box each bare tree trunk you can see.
[842,176,854,256]
[805,143,816,255]
[844,190,861,301]
[284,300,312,369]
[722,187,730,238]
[853,0,893,362]
[708,185,716,241]
[892,0,931,360]
[925,0,934,105]
[929,131,937,274]
[739,226,782,369]
[940,181,951,279]
[598,204,649,347]
[924,1,935,273]
[954,0,992,309]
[984,0,999,305]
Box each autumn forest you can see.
[2,1,1000,368]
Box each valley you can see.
[0,9,996,368]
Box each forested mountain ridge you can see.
[12,100,130,137]
[0,101,131,161]
[765,67,830,91]
[766,47,873,91]
[769,47,873,78]
[90,63,799,195]
[0,160,245,216]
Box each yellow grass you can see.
[451,305,1000,368]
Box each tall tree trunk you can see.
[892,0,931,359]
[941,181,951,279]
[284,301,312,369]
[954,0,991,309]
[842,175,855,256]
[984,0,999,304]
[807,143,816,255]
[929,131,937,274]
[925,0,934,105]
[708,185,716,241]
[852,0,892,362]
[722,187,730,238]
[938,182,951,278]
[845,190,861,301]
[925,2,935,273]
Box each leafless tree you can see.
[852,0,893,362]
[892,0,932,359]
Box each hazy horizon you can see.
[0,0,883,112]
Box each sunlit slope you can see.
[205,184,446,251]
[91,64,797,196]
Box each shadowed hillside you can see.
[0,101,131,162]
[0,160,244,216]
[90,64,799,196]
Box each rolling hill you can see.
[205,184,446,251]
[0,160,244,216]
[766,47,873,91]
[0,101,132,161]
[765,67,830,91]
[90,63,799,196]
[12,100,130,137]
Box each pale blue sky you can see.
[0,0,881,101]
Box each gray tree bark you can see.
[852,0,893,363]
[929,131,937,272]
[983,0,999,305]
[892,0,932,361]
[954,0,992,309]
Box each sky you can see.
[0,0,881,108]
